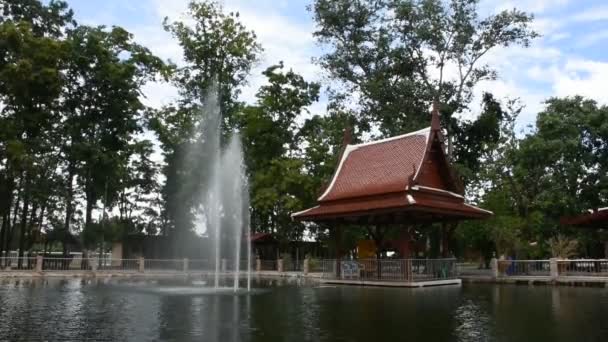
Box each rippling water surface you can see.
[0,277,607,341]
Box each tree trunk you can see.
[63,165,75,256]
[0,174,14,260]
[441,222,458,258]
[85,190,94,231]
[26,201,38,251]
[0,214,7,267]
[17,173,31,269]
[3,199,19,263]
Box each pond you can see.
[0,277,607,341]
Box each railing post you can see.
[183,258,189,273]
[35,255,43,273]
[277,258,284,273]
[138,257,145,273]
[91,257,98,272]
[491,258,499,278]
[256,257,261,272]
[303,257,309,275]
[550,258,558,279]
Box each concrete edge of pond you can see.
[461,275,608,288]
[2,271,608,288]
[0,271,324,280]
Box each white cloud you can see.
[484,0,571,15]
[547,32,571,42]
[140,81,179,109]
[572,5,608,22]
[553,59,608,104]
[577,29,608,47]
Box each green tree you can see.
[311,0,537,164]
[0,0,75,37]
[162,0,262,125]
[237,63,320,243]
[0,20,67,264]
[152,1,261,243]
[60,24,165,252]
[466,97,608,258]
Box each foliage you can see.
[0,0,166,259]
[162,0,261,126]
[310,0,538,184]
[549,235,579,259]
[463,97,608,258]
[152,1,262,241]
[238,63,320,243]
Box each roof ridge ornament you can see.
[408,164,417,186]
[431,101,441,131]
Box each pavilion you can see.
[292,105,492,266]
[561,208,608,257]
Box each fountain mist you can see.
[197,86,251,292]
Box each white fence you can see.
[497,260,551,276]
[557,259,608,277]
[491,259,608,278]
[3,255,607,279]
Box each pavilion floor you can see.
[319,278,462,288]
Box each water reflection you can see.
[0,278,607,341]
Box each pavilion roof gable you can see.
[318,127,431,202]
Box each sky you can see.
[62,0,608,133]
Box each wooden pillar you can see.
[334,225,342,278]
[441,223,449,258]
[400,228,412,258]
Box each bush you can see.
[549,235,579,259]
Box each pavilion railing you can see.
[308,258,327,273]
[456,262,493,276]
[497,260,551,277]
[319,259,458,282]
[319,259,337,277]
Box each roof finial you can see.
[408,163,417,186]
[431,101,441,131]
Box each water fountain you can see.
[198,86,251,293]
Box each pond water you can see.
[0,277,607,341]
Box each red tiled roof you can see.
[560,208,608,227]
[293,189,491,222]
[250,232,275,242]
[319,128,430,201]
[292,110,493,224]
